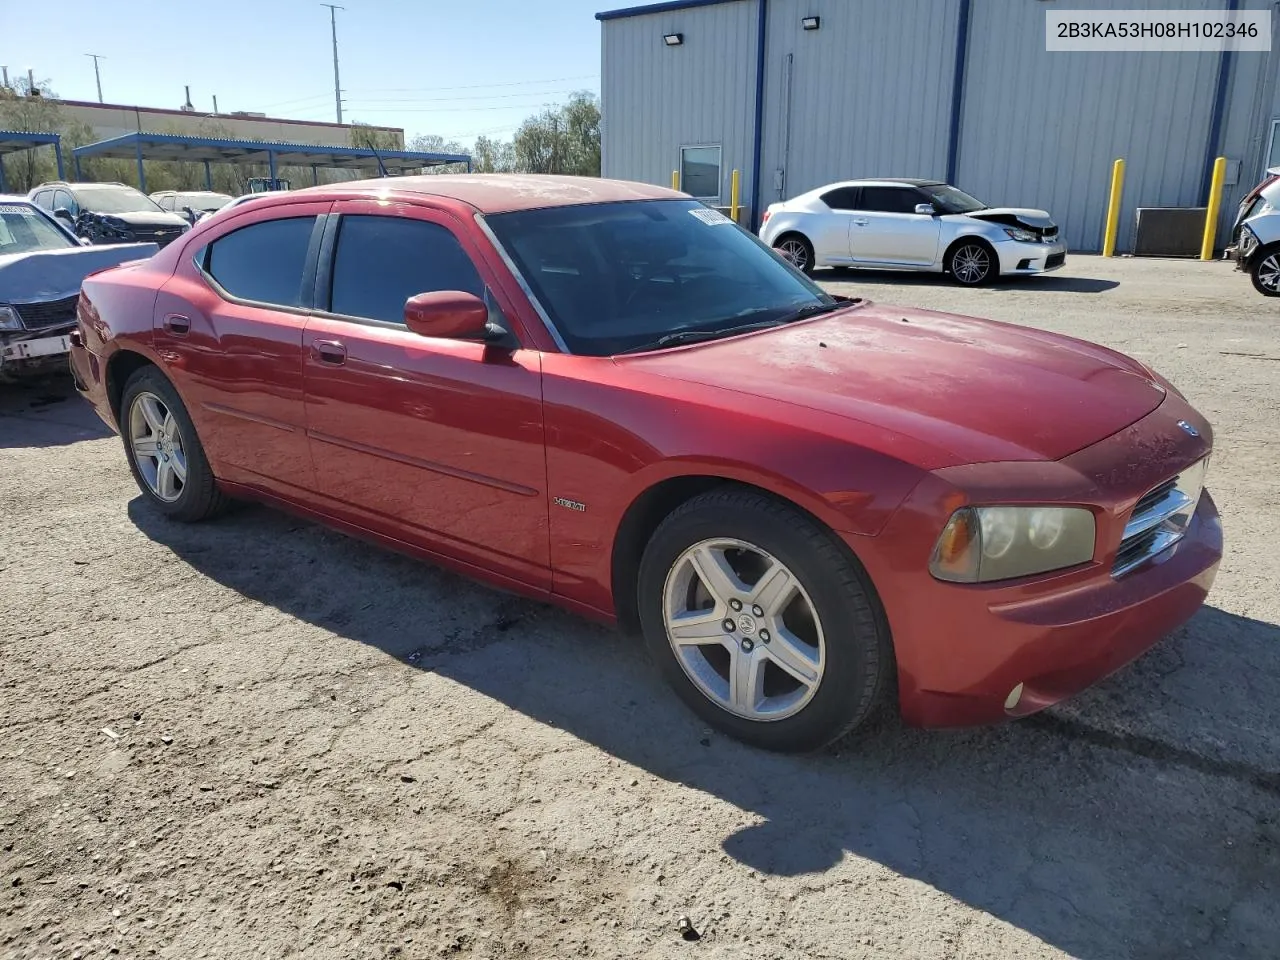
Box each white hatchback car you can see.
[760,179,1066,285]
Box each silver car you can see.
[759,178,1066,285]
[1234,177,1280,296]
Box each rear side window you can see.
[820,187,861,211]
[205,216,317,308]
[858,187,920,214]
[328,215,483,324]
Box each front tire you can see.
[1250,246,1280,296]
[637,488,893,753]
[773,234,816,276]
[946,239,997,286]
[120,366,229,522]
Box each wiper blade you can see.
[617,319,786,355]
[771,300,850,325]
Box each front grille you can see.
[132,228,184,248]
[1113,461,1207,577]
[15,295,78,330]
[1045,252,1066,269]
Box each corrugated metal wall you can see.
[600,0,1279,250]
[958,0,1274,252]
[757,0,960,206]
[600,0,760,205]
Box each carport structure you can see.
[0,131,65,192]
[71,132,471,191]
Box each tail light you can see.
[761,210,772,225]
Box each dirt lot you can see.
[1,255,1277,960]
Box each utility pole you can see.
[321,4,344,124]
[85,54,105,102]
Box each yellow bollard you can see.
[1200,156,1228,261]
[1102,158,1125,257]
[671,170,680,191]
[730,168,741,223]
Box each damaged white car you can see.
[760,178,1066,285]
[0,197,157,382]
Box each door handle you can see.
[312,339,346,365]
[852,218,869,226]
[162,313,190,335]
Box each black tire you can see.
[773,233,816,276]
[120,366,230,522]
[1249,245,1280,297]
[945,238,997,286]
[636,487,894,753]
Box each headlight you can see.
[930,505,1096,582]
[0,305,23,331]
[1002,227,1038,243]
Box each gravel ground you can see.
[1,254,1277,960]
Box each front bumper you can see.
[852,397,1220,728]
[996,239,1067,275]
[0,326,75,381]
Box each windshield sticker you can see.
[688,208,733,226]
[0,205,38,215]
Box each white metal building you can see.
[598,0,1280,251]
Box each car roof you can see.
[816,178,944,190]
[0,194,35,205]
[310,174,684,214]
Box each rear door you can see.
[301,199,550,588]
[151,201,330,494]
[814,187,862,262]
[847,185,941,265]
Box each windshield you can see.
[181,193,232,212]
[79,187,165,215]
[0,203,75,255]
[485,199,832,356]
[919,184,987,215]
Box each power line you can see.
[347,74,598,94]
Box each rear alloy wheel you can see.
[1251,249,1280,297]
[638,488,893,752]
[947,240,996,286]
[121,367,229,522]
[774,235,815,275]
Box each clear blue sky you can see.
[0,0,608,144]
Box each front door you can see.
[847,185,941,265]
[302,200,550,588]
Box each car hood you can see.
[620,303,1166,465]
[0,243,160,303]
[964,207,1055,230]
[87,210,188,228]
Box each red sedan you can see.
[69,176,1222,752]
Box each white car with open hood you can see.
[759,178,1066,286]
[0,197,157,382]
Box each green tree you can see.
[0,78,65,191]
[511,91,600,176]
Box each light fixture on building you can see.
[663,33,684,46]
[802,16,820,30]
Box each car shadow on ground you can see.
[0,374,111,449]
[824,267,1120,294]
[129,501,1280,959]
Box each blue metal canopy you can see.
[0,131,65,191]
[71,131,471,191]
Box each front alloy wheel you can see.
[129,392,188,502]
[637,487,893,753]
[1251,251,1280,296]
[949,242,994,285]
[663,538,824,722]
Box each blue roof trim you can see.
[71,132,469,166]
[596,0,741,21]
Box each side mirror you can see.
[53,207,75,224]
[914,203,937,216]
[182,206,196,223]
[404,290,488,340]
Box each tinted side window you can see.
[859,187,920,214]
[33,190,52,210]
[206,216,317,307]
[54,190,77,214]
[820,187,861,211]
[328,215,483,324]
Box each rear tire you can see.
[773,234,816,276]
[946,238,997,286]
[1250,246,1280,297]
[120,366,230,522]
[637,487,894,753]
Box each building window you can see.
[680,145,722,202]
[1268,118,1280,171]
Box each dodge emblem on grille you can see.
[1177,420,1199,437]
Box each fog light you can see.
[1004,683,1024,711]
